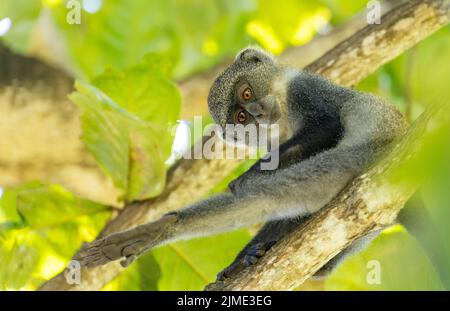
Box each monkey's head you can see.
[208,47,286,147]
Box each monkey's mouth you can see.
[221,125,278,150]
[245,95,282,125]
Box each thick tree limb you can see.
[38,0,449,290]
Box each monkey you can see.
[77,47,408,280]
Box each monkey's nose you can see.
[246,102,265,117]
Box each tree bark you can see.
[36,0,449,290]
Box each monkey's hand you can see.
[77,214,177,268]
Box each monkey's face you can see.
[208,48,284,148]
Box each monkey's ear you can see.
[235,47,274,65]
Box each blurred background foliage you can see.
[0,0,449,290]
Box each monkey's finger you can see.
[75,249,98,261]
[217,260,246,280]
[244,255,258,265]
[122,242,143,257]
[85,256,111,268]
[79,253,102,266]
[247,248,265,257]
[100,244,125,260]
[86,239,106,248]
[78,247,104,260]
[79,242,90,250]
[78,242,105,257]
[120,255,137,267]
[79,253,102,265]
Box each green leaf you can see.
[70,82,131,196]
[71,56,181,201]
[92,54,180,130]
[0,228,42,290]
[152,229,251,290]
[16,183,109,228]
[0,184,111,290]
[48,0,256,79]
[420,124,450,289]
[0,182,42,224]
[50,0,181,78]
[127,123,167,200]
[325,227,444,290]
[102,252,161,291]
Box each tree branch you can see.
[38,0,449,290]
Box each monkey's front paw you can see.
[216,241,276,281]
[77,215,178,268]
[77,232,149,268]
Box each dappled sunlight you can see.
[0,17,12,36]
[37,253,66,280]
[291,7,332,45]
[246,20,284,54]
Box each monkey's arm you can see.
[229,117,342,195]
[79,193,269,267]
[79,142,373,268]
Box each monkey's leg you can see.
[217,217,309,280]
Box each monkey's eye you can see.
[238,84,253,102]
[242,87,252,101]
[235,110,248,124]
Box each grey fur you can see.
[79,48,408,278]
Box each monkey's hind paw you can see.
[216,241,276,281]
